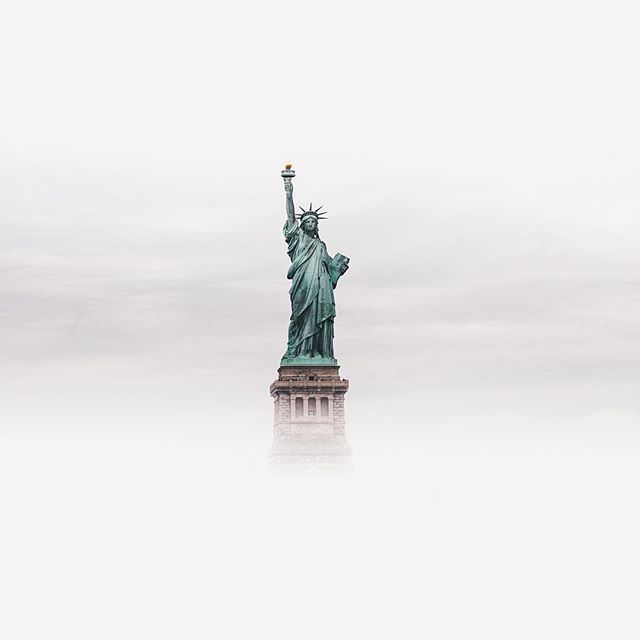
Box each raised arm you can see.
[284,179,296,226]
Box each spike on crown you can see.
[296,202,328,221]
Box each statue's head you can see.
[302,216,318,233]
[297,203,327,237]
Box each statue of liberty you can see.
[281,165,350,365]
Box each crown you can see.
[296,203,328,221]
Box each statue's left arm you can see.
[328,252,350,288]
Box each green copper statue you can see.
[280,165,350,366]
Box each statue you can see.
[280,165,350,365]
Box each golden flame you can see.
[285,163,293,170]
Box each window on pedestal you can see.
[320,397,329,417]
[295,397,303,417]
[308,397,316,417]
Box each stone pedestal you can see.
[269,365,352,472]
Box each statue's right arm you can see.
[284,179,296,226]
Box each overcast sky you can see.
[2,3,640,638]
[2,0,639,441]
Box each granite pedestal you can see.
[269,365,352,471]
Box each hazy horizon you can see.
[2,0,639,637]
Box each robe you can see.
[283,218,336,359]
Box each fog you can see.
[2,0,640,637]
[2,431,638,638]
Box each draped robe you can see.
[283,218,336,359]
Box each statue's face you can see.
[302,217,317,233]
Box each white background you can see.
[1,0,639,637]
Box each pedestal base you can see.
[269,365,352,472]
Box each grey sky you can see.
[1,0,639,437]
[2,5,640,639]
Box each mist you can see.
[2,0,640,637]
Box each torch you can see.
[281,163,295,191]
